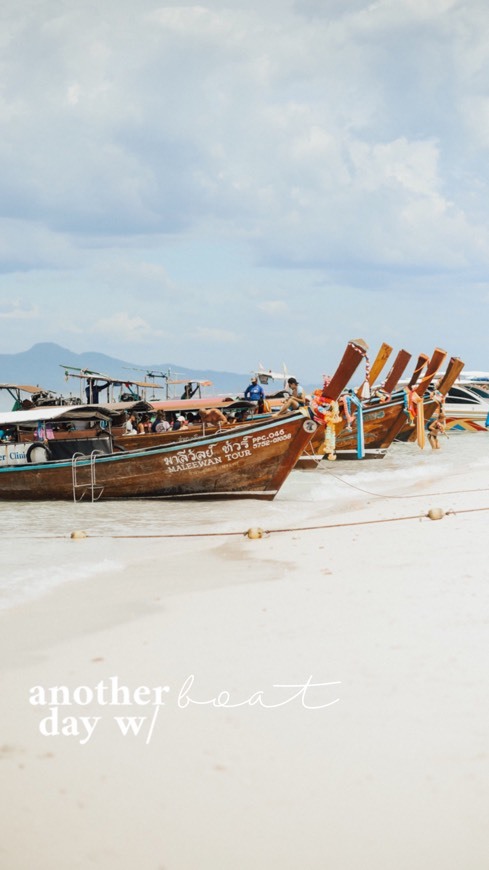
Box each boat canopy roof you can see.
[150,397,244,412]
[89,400,153,413]
[62,371,164,389]
[167,378,213,386]
[0,383,52,394]
[0,406,113,426]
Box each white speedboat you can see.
[443,375,489,431]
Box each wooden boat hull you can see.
[294,389,412,462]
[335,392,413,453]
[0,412,316,501]
[332,348,451,455]
[114,423,236,452]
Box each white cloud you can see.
[91,311,165,344]
[0,301,39,320]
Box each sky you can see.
[1,0,489,381]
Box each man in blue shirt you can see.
[244,377,266,403]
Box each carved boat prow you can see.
[322,339,369,400]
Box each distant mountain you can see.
[0,342,254,407]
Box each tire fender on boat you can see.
[26,442,52,464]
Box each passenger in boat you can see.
[173,415,189,431]
[275,378,306,415]
[199,408,230,427]
[244,377,266,404]
[125,413,138,435]
[140,414,152,433]
[152,411,171,433]
[234,408,251,422]
[257,397,271,415]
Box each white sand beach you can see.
[1,434,489,870]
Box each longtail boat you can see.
[61,365,216,403]
[396,357,466,442]
[375,348,450,448]
[0,407,316,501]
[107,339,368,468]
[292,339,370,468]
[331,347,448,459]
[297,340,405,465]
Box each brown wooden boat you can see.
[296,340,406,466]
[291,338,370,468]
[330,347,448,459]
[0,408,316,501]
[111,339,369,469]
[371,348,450,449]
[395,356,465,443]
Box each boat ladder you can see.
[71,451,105,502]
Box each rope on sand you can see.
[322,468,489,500]
[60,502,489,539]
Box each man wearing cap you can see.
[173,415,189,431]
[244,376,266,403]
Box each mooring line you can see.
[96,504,489,536]
[16,502,489,541]
[322,468,489,500]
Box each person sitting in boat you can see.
[173,415,189,431]
[125,413,138,435]
[139,414,151,433]
[244,377,266,404]
[256,396,271,415]
[275,378,306,415]
[152,411,171,433]
[199,408,230,427]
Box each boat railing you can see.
[71,450,105,502]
